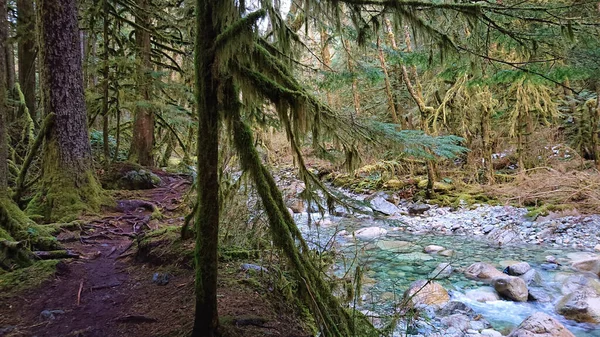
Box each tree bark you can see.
[376,36,398,124]
[17,0,36,121]
[102,0,110,163]
[130,0,154,167]
[32,0,105,222]
[0,0,6,193]
[193,1,220,336]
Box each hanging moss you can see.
[228,104,377,337]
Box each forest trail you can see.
[0,171,308,337]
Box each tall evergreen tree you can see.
[129,0,154,166]
[17,0,35,121]
[29,0,105,221]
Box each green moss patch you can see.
[136,226,194,268]
[0,260,59,297]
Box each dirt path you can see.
[0,171,309,337]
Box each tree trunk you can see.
[30,0,105,222]
[193,1,220,336]
[481,105,494,184]
[129,0,154,167]
[5,41,14,94]
[592,84,600,170]
[102,0,110,163]
[18,0,37,123]
[343,39,360,116]
[0,0,6,193]
[376,36,398,124]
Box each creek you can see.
[294,207,600,337]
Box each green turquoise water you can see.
[298,216,600,336]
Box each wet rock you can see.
[487,228,522,246]
[423,245,445,254]
[556,290,600,323]
[439,249,455,257]
[560,275,599,296]
[428,263,453,279]
[369,196,399,215]
[508,312,575,337]
[540,263,559,271]
[408,203,430,215]
[482,225,495,234]
[519,269,542,286]
[441,314,470,331]
[545,255,558,264]
[437,301,476,318]
[465,262,504,281]
[491,276,528,302]
[528,287,552,302]
[507,262,531,276]
[288,200,304,213]
[376,240,414,252]
[404,280,450,307]
[481,329,503,337]
[396,252,434,262]
[152,273,170,286]
[465,287,500,303]
[572,257,600,276]
[353,227,388,240]
[40,310,65,321]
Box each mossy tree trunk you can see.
[192,0,220,335]
[17,0,36,122]
[30,0,105,222]
[0,0,6,194]
[129,0,154,167]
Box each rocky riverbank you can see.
[278,173,600,337]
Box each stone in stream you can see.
[408,203,430,215]
[437,301,475,317]
[369,196,399,215]
[481,329,503,337]
[428,263,453,279]
[440,314,470,331]
[403,280,450,307]
[353,227,388,240]
[491,276,529,302]
[572,257,600,276]
[507,312,575,337]
[556,290,600,323]
[376,240,414,252]
[487,227,523,246]
[528,287,552,303]
[507,262,532,276]
[519,269,543,286]
[423,245,445,254]
[465,262,505,281]
[464,287,500,303]
[439,249,455,257]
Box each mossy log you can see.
[1,197,60,270]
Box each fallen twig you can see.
[77,280,84,306]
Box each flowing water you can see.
[296,213,600,336]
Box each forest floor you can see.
[0,171,309,337]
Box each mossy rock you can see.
[0,260,60,297]
[383,179,405,190]
[136,226,194,268]
[100,163,162,190]
[417,180,454,193]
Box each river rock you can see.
[353,227,387,240]
[439,249,455,257]
[556,290,600,323]
[507,312,575,337]
[369,196,399,215]
[441,314,470,331]
[288,199,304,213]
[437,301,476,317]
[396,252,434,262]
[572,257,600,276]
[465,262,504,281]
[408,203,430,215]
[507,262,532,276]
[481,329,503,337]
[560,275,599,296]
[487,228,522,246]
[424,245,445,254]
[528,287,552,302]
[404,280,450,307]
[491,276,528,302]
[428,263,453,279]
[465,287,500,302]
[376,240,414,252]
[519,269,542,286]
